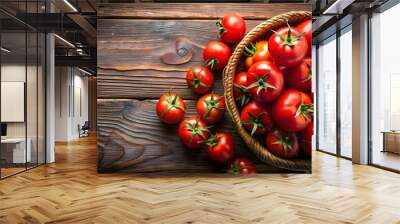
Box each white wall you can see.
[55,67,89,141]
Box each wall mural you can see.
[97,3,312,174]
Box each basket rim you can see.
[223,11,312,172]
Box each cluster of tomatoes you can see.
[156,13,256,174]
[235,18,313,159]
[156,13,313,174]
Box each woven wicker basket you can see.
[223,11,312,172]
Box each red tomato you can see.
[203,41,231,70]
[233,72,250,107]
[217,13,246,44]
[228,157,256,174]
[156,92,186,124]
[268,25,308,67]
[266,129,299,159]
[296,19,312,56]
[272,90,313,132]
[196,93,225,124]
[299,121,313,157]
[240,100,274,136]
[178,117,209,149]
[244,41,273,69]
[207,132,235,163]
[247,61,284,103]
[284,58,312,93]
[186,66,214,94]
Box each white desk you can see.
[1,138,31,163]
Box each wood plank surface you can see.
[97,20,259,99]
[98,3,311,19]
[97,99,282,173]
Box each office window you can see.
[339,26,352,158]
[371,3,400,171]
[317,35,337,154]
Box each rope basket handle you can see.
[223,11,312,172]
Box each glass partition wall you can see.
[0,1,46,179]
[370,3,400,171]
[316,25,353,159]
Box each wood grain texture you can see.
[97,3,312,173]
[97,99,282,173]
[1,137,400,223]
[97,20,259,99]
[98,3,311,19]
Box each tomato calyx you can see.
[247,72,277,96]
[273,22,305,47]
[242,112,266,136]
[216,21,227,34]
[228,165,253,175]
[244,42,257,57]
[203,94,223,117]
[164,93,185,114]
[184,119,208,143]
[206,133,220,148]
[270,131,294,152]
[206,58,219,70]
[189,69,208,88]
[302,63,312,83]
[233,83,250,107]
[295,101,314,120]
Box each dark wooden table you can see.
[97,3,311,174]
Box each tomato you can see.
[247,61,284,102]
[284,58,312,93]
[296,19,312,56]
[217,13,246,44]
[233,72,250,107]
[272,90,313,132]
[203,41,231,70]
[196,93,225,124]
[186,66,214,94]
[178,117,209,149]
[228,157,256,174]
[266,129,299,159]
[206,132,235,163]
[299,121,313,157]
[240,100,274,136]
[156,92,186,124]
[244,41,273,69]
[268,24,308,67]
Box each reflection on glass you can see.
[317,36,337,154]
[339,27,352,158]
[371,4,400,171]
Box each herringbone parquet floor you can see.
[1,136,400,224]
